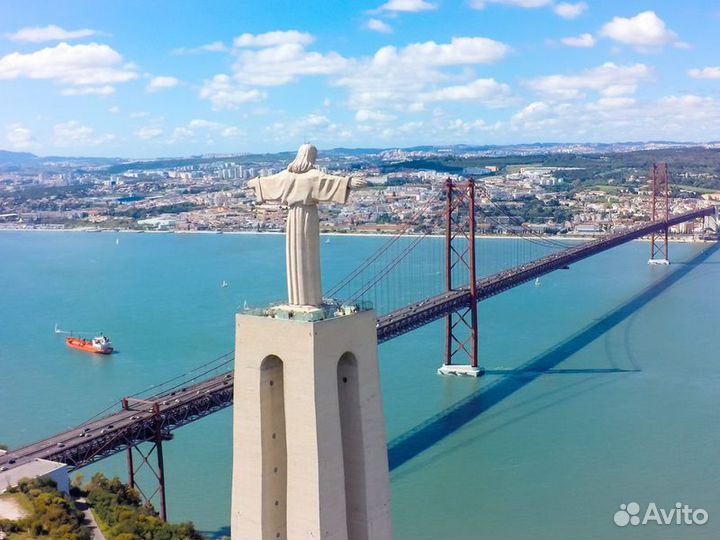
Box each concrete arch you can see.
[337,351,369,540]
[260,355,287,540]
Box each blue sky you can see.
[1,0,719,157]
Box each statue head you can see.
[287,143,317,174]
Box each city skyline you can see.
[2,0,720,157]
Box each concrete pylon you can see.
[231,309,393,540]
[704,211,718,236]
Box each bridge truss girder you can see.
[38,381,234,521]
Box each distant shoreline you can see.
[0,226,711,243]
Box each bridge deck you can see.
[0,206,714,472]
[376,207,716,341]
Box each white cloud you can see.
[600,11,682,51]
[169,127,194,142]
[303,114,332,127]
[0,42,137,93]
[175,119,244,141]
[172,41,227,55]
[508,93,720,142]
[688,67,720,80]
[188,119,224,130]
[561,33,596,48]
[221,126,242,137]
[6,123,36,149]
[197,41,227,52]
[232,43,349,86]
[366,115,499,143]
[195,31,512,131]
[233,30,314,48]
[136,126,164,140]
[470,0,552,9]
[61,85,115,96]
[5,25,97,43]
[199,74,266,110]
[147,76,179,92]
[591,97,636,109]
[108,106,120,114]
[526,62,653,99]
[263,114,350,143]
[129,111,150,119]
[376,0,436,13]
[420,78,513,107]
[554,2,587,19]
[54,120,114,147]
[376,37,510,67]
[472,0,587,19]
[511,101,551,124]
[446,118,492,135]
[337,37,510,112]
[356,109,397,122]
[367,19,393,33]
[659,94,711,107]
[190,30,351,109]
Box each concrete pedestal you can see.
[231,309,392,540]
[648,258,670,266]
[437,364,484,377]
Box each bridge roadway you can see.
[376,206,716,341]
[0,206,714,473]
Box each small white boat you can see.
[325,238,331,244]
[535,278,541,287]
[116,238,120,245]
[221,280,228,288]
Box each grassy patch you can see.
[675,184,720,194]
[591,185,624,193]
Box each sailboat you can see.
[221,280,229,288]
[535,278,541,287]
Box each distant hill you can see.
[0,149,39,166]
[3,141,719,172]
[0,150,126,171]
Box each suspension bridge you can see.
[1,166,716,520]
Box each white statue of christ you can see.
[248,144,367,307]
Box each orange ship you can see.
[65,335,113,355]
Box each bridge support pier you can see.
[703,210,718,239]
[231,309,392,540]
[126,447,135,489]
[121,398,169,522]
[439,177,482,377]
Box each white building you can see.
[0,451,69,494]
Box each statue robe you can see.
[251,170,351,307]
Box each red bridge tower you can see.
[648,163,670,265]
[439,177,482,377]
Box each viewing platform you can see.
[241,299,373,322]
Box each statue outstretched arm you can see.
[313,173,368,204]
[349,176,368,189]
[248,174,285,204]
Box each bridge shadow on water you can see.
[387,241,720,471]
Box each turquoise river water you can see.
[1,231,719,539]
